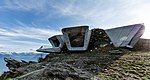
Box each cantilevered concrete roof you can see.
[62,26,91,51]
[36,35,64,53]
[105,24,145,48]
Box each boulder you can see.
[14,63,93,80]
[4,58,33,70]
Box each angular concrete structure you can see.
[36,23,145,53]
[105,24,145,48]
[36,35,64,53]
[62,26,91,51]
[48,35,64,48]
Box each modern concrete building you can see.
[36,35,64,53]
[62,26,91,51]
[36,23,145,53]
[105,24,145,48]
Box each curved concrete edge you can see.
[37,23,145,53]
[36,47,61,53]
[62,26,91,51]
[105,24,145,48]
[127,24,145,48]
[36,35,64,53]
[48,35,64,48]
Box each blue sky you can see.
[0,0,150,52]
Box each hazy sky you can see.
[0,0,150,52]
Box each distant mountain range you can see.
[0,52,48,75]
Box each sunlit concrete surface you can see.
[36,47,61,53]
[105,24,145,48]
[62,26,91,51]
[36,35,64,53]
[48,35,64,48]
[37,24,145,53]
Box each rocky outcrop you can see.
[88,29,113,52]
[15,63,93,80]
[3,52,107,80]
[2,29,130,80]
[132,38,150,51]
[4,58,36,70]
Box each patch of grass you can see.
[98,52,150,79]
[98,73,111,80]
[6,78,13,80]
[126,70,139,75]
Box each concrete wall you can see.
[105,24,145,48]
[62,26,91,51]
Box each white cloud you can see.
[1,0,150,35]
[0,21,61,40]
[2,0,47,12]
[0,44,5,48]
[0,0,150,52]
[1,0,150,21]
[0,0,122,21]
[47,0,150,28]
[0,20,61,52]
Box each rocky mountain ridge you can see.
[1,29,150,80]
